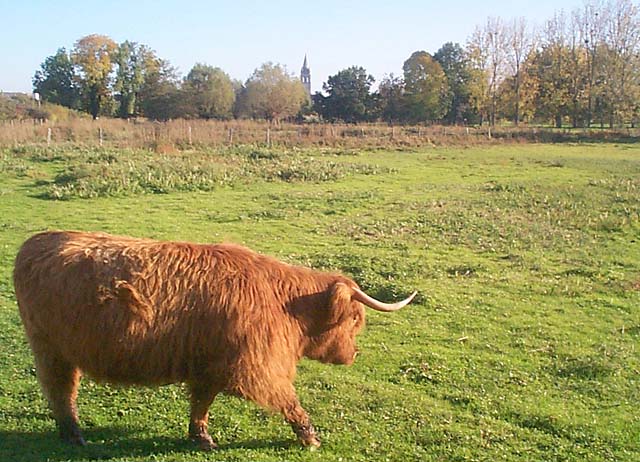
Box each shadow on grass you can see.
[0,428,296,461]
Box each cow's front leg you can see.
[188,382,220,451]
[280,394,321,448]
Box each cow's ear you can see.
[328,282,353,325]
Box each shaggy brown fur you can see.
[13,231,374,449]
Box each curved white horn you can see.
[352,288,417,312]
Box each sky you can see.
[1,0,586,94]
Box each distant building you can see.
[0,91,30,99]
[300,55,311,97]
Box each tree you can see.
[506,18,535,125]
[138,59,182,120]
[465,60,490,125]
[230,78,246,118]
[496,61,538,124]
[564,10,591,127]
[434,42,474,124]
[575,2,607,127]
[402,51,449,123]
[317,66,375,123]
[183,64,235,119]
[240,63,308,123]
[114,41,160,118]
[467,18,508,125]
[377,74,405,123]
[530,11,586,127]
[531,46,571,127]
[602,0,640,126]
[33,48,80,109]
[72,34,118,119]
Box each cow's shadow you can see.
[0,428,295,461]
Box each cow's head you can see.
[302,281,416,365]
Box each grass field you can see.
[0,142,639,461]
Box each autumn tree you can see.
[574,2,607,127]
[72,34,118,119]
[496,60,538,123]
[240,63,308,123]
[402,51,449,123]
[530,11,586,127]
[563,10,591,127]
[538,12,571,127]
[467,18,508,125]
[601,0,640,126]
[505,18,535,125]
[465,59,490,125]
[531,47,571,127]
[32,48,80,109]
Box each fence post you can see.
[47,127,52,146]
[266,127,271,147]
[188,125,192,145]
[228,128,234,145]
[99,127,103,147]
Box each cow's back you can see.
[14,231,149,331]
[13,231,226,384]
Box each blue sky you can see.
[1,0,585,93]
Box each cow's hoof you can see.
[300,436,321,449]
[75,435,87,446]
[191,434,218,451]
[66,435,87,447]
[60,423,86,447]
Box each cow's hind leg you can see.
[188,382,220,450]
[32,342,84,445]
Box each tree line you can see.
[33,0,640,127]
[32,35,307,123]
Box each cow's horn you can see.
[352,288,417,312]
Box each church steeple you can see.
[300,54,311,96]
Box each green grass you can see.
[0,143,639,462]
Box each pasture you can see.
[0,142,638,461]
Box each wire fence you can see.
[1,118,638,150]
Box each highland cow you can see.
[13,231,416,449]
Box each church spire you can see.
[300,54,311,96]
